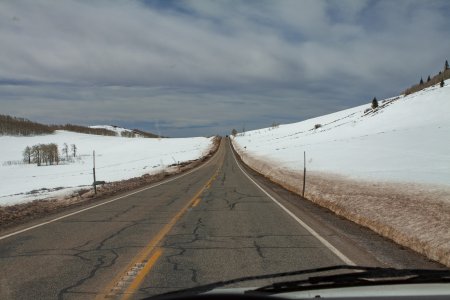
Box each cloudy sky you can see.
[1,0,449,137]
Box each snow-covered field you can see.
[0,131,213,206]
[232,81,450,266]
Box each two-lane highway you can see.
[0,138,443,300]
[126,140,349,299]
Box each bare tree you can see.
[0,114,54,136]
[50,143,59,165]
[71,144,77,157]
[27,143,60,166]
[121,131,136,138]
[51,124,116,136]
[31,145,41,166]
[62,143,69,160]
[23,146,32,164]
[41,144,50,165]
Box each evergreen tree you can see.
[420,77,424,85]
[371,97,378,109]
[445,59,449,70]
[427,75,431,82]
[441,78,445,88]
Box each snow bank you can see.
[232,81,450,266]
[0,131,213,206]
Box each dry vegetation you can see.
[131,128,161,138]
[0,114,118,137]
[23,143,60,165]
[50,124,117,136]
[403,66,450,95]
[0,114,161,138]
[233,142,450,267]
[0,114,54,136]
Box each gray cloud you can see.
[0,0,449,137]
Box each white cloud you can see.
[0,0,449,136]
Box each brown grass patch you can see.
[403,69,450,95]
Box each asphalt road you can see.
[0,138,443,300]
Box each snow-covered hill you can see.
[233,83,450,186]
[232,81,450,266]
[0,131,213,206]
[89,125,150,137]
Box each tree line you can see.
[50,124,116,136]
[1,114,161,138]
[403,59,449,95]
[0,114,54,136]
[23,143,77,166]
[130,128,160,138]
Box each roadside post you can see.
[302,151,306,197]
[93,150,97,195]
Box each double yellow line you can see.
[97,165,222,300]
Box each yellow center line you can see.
[191,198,201,207]
[120,249,163,300]
[97,163,222,300]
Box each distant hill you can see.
[0,114,161,138]
[51,124,116,136]
[132,128,162,138]
[90,125,161,138]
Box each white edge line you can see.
[0,143,220,241]
[229,140,356,266]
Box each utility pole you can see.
[302,151,306,197]
[93,150,97,195]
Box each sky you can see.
[1,0,449,137]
